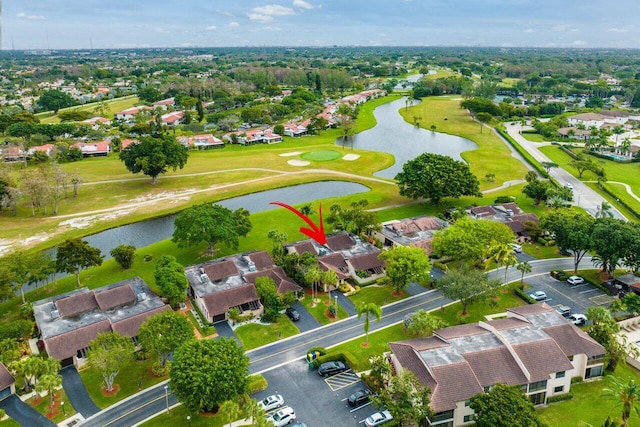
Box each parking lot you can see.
[526,273,617,321]
[256,360,381,427]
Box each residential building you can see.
[0,363,15,401]
[82,116,112,130]
[152,97,175,110]
[114,106,150,122]
[466,203,539,242]
[388,303,605,427]
[161,111,185,127]
[71,140,110,157]
[185,251,301,324]
[178,134,225,150]
[33,277,170,368]
[374,215,448,255]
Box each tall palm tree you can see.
[517,261,532,285]
[603,376,640,427]
[485,243,514,283]
[322,269,339,291]
[304,265,322,305]
[621,137,632,156]
[356,302,382,345]
[596,201,614,219]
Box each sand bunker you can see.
[280,151,303,157]
[342,154,360,161]
[288,159,311,166]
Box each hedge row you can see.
[496,128,549,178]
[599,183,640,221]
[310,350,361,372]
[514,287,536,304]
[249,374,268,393]
[547,392,574,403]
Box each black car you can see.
[317,361,347,377]
[286,307,300,321]
[347,388,372,407]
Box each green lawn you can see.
[538,364,640,427]
[138,404,228,427]
[235,316,299,351]
[349,285,409,307]
[79,358,166,409]
[300,292,350,325]
[0,419,21,427]
[520,132,548,143]
[25,389,75,424]
[40,95,139,123]
[300,149,342,161]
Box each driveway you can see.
[0,394,56,427]
[333,289,356,316]
[60,366,100,418]
[290,300,321,333]
[214,321,239,342]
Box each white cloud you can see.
[293,0,314,9]
[523,29,534,33]
[607,28,628,33]
[249,13,274,22]
[17,12,46,20]
[228,22,240,28]
[249,4,296,21]
[552,24,569,32]
[570,40,588,46]
[569,28,580,33]
[205,25,218,31]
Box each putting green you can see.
[300,150,342,161]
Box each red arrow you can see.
[269,201,327,245]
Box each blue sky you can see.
[3,0,639,50]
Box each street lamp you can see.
[61,400,65,415]
[187,415,191,426]
[334,294,338,315]
[164,385,169,414]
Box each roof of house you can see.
[111,305,170,337]
[326,233,355,251]
[45,319,112,360]
[55,291,99,318]
[202,284,260,317]
[570,112,606,121]
[0,363,15,390]
[246,251,274,270]
[94,283,136,311]
[288,241,317,255]
[347,251,384,272]
[203,259,239,283]
[243,266,302,294]
[470,206,497,217]
[390,302,604,412]
[318,253,350,279]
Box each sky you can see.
[2,0,640,50]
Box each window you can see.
[586,365,604,379]
[529,391,546,406]
[588,354,605,366]
[483,385,491,392]
[568,355,574,361]
[430,410,454,423]
[528,380,547,392]
[76,347,89,359]
[464,414,475,423]
[556,371,565,379]
[554,386,564,393]
[464,399,470,407]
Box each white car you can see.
[568,314,588,326]
[365,409,393,427]
[565,183,573,190]
[267,406,296,427]
[567,276,585,286]
[508,243,522,253]
[529,291,547,301]
[258,394,284,412]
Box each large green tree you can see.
[326,200,381,235]
[469,383,545,427]
[542,211,594,273]
[110,244,137,270]
[119,135,189,184]
[378,245,431,294]
[434,265,501,315]
[37,89,75,113]
[88,331,135,393]
[403,309,446,337]
[431,217,514,264]
[395,153,481,204]
[154,255,188,307]
[370,370,433,427]
[170,338,250,413]
[172,203,252,255]
[591,218,635,278]
[55,238,103,287]
[587,306,635,372]
[138,311,194,368]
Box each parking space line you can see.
[350,402,372,413]
[580,289,600,294]
[325,370,360,391]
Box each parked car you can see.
[258,394,284,412]
[529,291,547,301]
[267,406,296,427]
[567,276,585,286]
[508,243,522,253]
[365,409,393,427]
[347,388,372,407]
[556,305,571,317]
[285,307,300,321]
[317,361,347,377]
[289,424,307,427]
[568,314,588,326]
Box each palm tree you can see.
[603,376,640,427]
[621,137,632,157]
[220,400,243,427]
[299,204,313,216]
[322,269,339,291]
[304,265,322,305]
[356,302,382,345]
[596,201,614,219]
[613,125,625,146]
[485,243,514,283]
[517,261,532,285]
[36,373,62,416]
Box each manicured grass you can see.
[538,364,640,427]
[79,357,166,409]
[40,95,139,123]
[348,285,408,307]
[235,316,299,351]
[300,149,342,161]
[520,132,548,143]
[523,242,567,259]
[300,292,349,325]
[329,323,406,371]
[138,404,227,427]
[400,96,529,192]
[25,389,75,424]
[0,419,21,427]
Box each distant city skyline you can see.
[3,0,640,50]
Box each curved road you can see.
[81,256,591,427]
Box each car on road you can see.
[567,276,585,286]
[289,423,307,427]
[258,394,285,412]
[565,183,573,190]
[267,406,296,426]
[347,388,373,407]
[568,314,588,326]
[317,361,347,377]
[556,305,571,317]
[285,307,300,321]
[365,409,393,427]
[508,243,522,253]
[529,291,547,301]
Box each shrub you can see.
[249,375,268,393]
[494,196,515,204]
[514,288,536,304]
[571,376,583,384]
[328,304,337,316]
[134,349,151,361]
[312,351,360,371]
[547,392,573,403]
[143,254,153,262]
[0,409,5,418]
[0,319,34,340]
[338,283,350,293]
[152,361,169,377]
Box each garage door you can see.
[0,386,11,401]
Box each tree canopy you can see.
[110,244,137,270]
[469,383,545,427]
[541,211,594,273]
[153,255,188,307]
[434,265,501,315]
[119,135,189,183]
[37,89,76,113]
[170,338,250,413]
[378,245,431,293]
[88,331,135,392]
[395,153,481,204]
[371,370,433,426]
[172,203,252,255]
[138,311,195,368]
[55,238,103,287]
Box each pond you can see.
[335,97,477,178]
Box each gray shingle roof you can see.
[203,259,239,282]
[0,363,15,391]
[94,284,136,311]
[203,284,260,317]
[326,233,355,251]
[56,291,98,318]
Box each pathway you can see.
[60,366,100,418]
[0,394,56,427]
[586,180,640,203]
